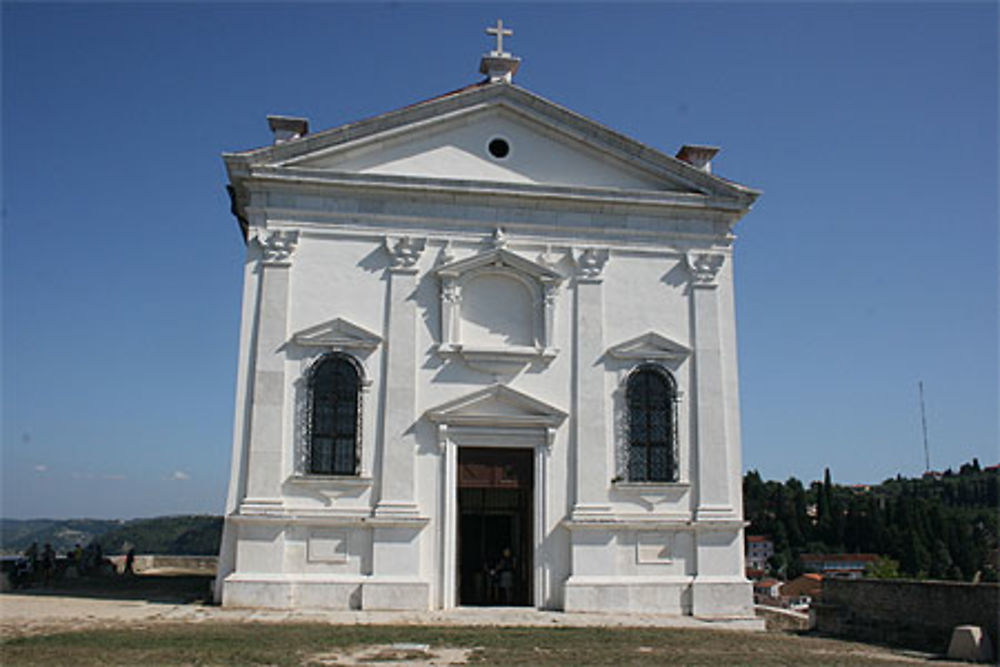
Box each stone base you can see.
[222,575,429,610]
[948,625,995,663]
[563,576,692,615]
[691,577,754,618]
[362,578,431,610]
[221,574,362,609]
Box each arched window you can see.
[308,354,361,475]
[626,365,678,482]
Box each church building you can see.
[215,23,760,617]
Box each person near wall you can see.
[123,547,136,576]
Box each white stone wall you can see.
[216,89,756,616]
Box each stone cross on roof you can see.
[486,19,513,57]
[479,19,521,83]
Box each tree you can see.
[867,556,901,579]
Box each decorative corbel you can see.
[254,229,299,266]
[384,235,427,273]
[683,251,725,286]
[574,247,610,282]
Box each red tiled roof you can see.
[800,553,878,562]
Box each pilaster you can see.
[570,247,612,519]
[374,235,426,517]
[685,251,734,521]
[242,230,299,510]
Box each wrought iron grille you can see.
[624,364,679,482]
[303,353,363,476]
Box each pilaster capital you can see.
[684,252,725,287]
[384,235,427,274]
[442,277,461,303]
[543,282,559,306]
[254,229,299,266]
[574,247,610,283]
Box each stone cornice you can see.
[241,166,751,215]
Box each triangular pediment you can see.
[435,246,563,283]
[285,105,690,193]
[607,331,690,361]
[291,317,382,351]
[226,83,758,205]
[425,384,567,428]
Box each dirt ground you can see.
[0,576,968,665]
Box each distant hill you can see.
[1,515,223,556]
[1,518,123,555]
[94,515,223,555]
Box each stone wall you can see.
[814,578,999,655]
[755,605,811,632]
[108,555,217,575]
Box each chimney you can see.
[267,115,309,144]
[675,145,720,173]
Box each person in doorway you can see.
[495,547,516,604]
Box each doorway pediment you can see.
[425,384,566,428]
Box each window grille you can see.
[307,353,361,475]
[626,365,678,482]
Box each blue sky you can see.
[3,3,996,519]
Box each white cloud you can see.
[33,464,47,473]
[169,470,191,481]
[102,474,126,480]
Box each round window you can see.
[488,137,510,159]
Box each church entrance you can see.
[457,447,533,606]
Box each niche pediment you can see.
[425,384,567,429]
[291,317,382,352]
[435,246,562,284]
[607,331,690,361]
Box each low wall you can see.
[755,605,811,632]
[814,578,999,655]
[108,555,217,575]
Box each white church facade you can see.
[215,25,760,617]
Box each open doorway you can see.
[457,447,533,606]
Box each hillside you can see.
[1,518,123,555]
[744,459,999,581]
[2,515,222,556]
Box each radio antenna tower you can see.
[918,381,930,473]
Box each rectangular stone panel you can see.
[307,530,348,563]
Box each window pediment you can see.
[291,317,382,352]
[607,331,690,362]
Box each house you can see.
[799,554,879,579]
[214,22,759,616]
[753,578,782,603]
[745,535,774,573]
[780,573,822,610]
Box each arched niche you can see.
[434,245,563,374]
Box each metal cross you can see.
[486,19,512,55]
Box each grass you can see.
[0,622,931,665]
